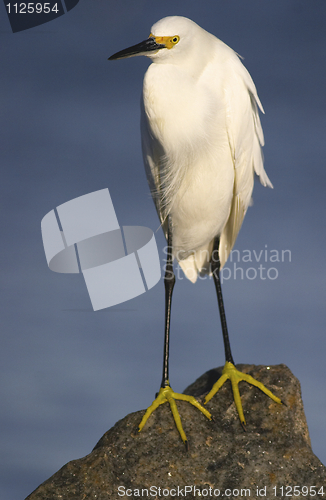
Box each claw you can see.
[205,362,282,425]
[139,385,212,444]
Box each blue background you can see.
[0,1,325,498]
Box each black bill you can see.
[109,37,165,60]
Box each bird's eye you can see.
[162,35,180,50]
[171,36,180,45]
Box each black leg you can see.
[206,237,282,422]
[211,236,235,365]
[139,220,214,443]
[161,215,175,388]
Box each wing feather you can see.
[219,54,272,268]
[141,100,169,237]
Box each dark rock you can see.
[26,364,326,499]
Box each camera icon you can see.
[41,188,161,310]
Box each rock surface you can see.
[26,364,326,499]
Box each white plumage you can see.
[109,15,281,445]
[140,16,272,282]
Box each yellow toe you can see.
[139,385,212,444]
[205,362,282,425]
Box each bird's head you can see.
[109,16,206,64]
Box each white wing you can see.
[141,98,169,237]
[219,52,273,267]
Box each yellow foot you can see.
[139,384,212,446]
[204,362,282,426]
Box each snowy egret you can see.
[109,16,282,446]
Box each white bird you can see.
[109,16,282,447]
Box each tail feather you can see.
[178,240,214,283]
